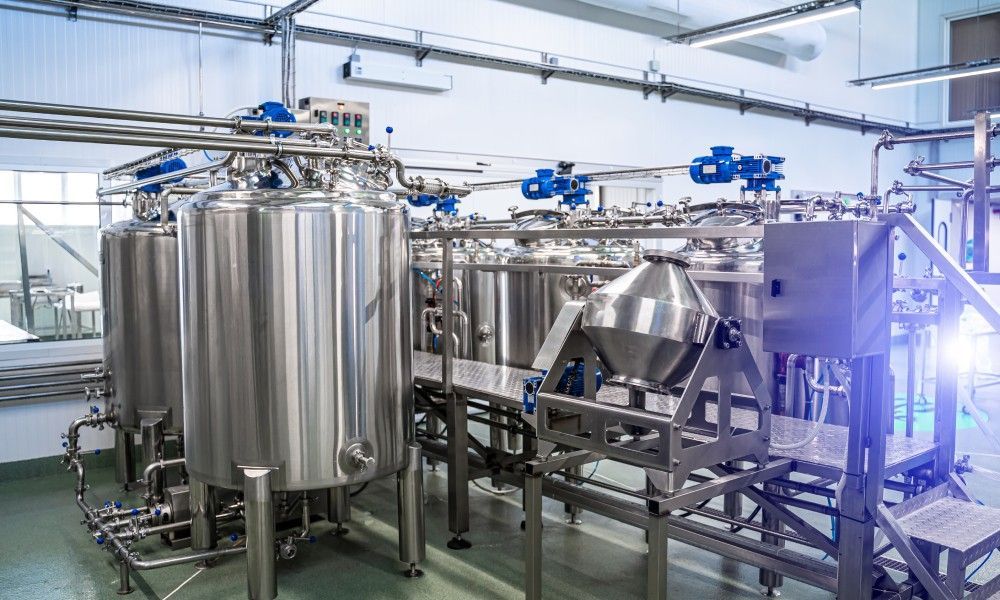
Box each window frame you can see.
[0,160,109,361]
[941,6,1000,127]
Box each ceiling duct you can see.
[574,0,828,61]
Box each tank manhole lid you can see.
[642,249,690,268]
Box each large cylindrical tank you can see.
[495,212,641,368]
[178,181,411,492]
[679,208,771,396]
[100,219,183,434]
[411,236,498,363]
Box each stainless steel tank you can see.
[100,219,183,434]
[583,250,718,390]
[411,234,498,363]
[679,207,771,396]
[495,211,641,368]
[178,172,411,492]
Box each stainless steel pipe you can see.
[0,98,334,133]
[0,126,371,159]
[140,419,165,502]
[244,468,277,600]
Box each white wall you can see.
[0,0,923,462]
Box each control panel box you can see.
[297,97,370,145]
[763,220,891,359]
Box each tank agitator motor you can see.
[689,145,785,193]
[134,157,187,193]
[241,101,297,138]
[521,168,592,208]
[408,193,461,215]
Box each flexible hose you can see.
[771,361,833,451]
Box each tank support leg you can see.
[140,418,164,502]
[114,429,136,492]
[758,482,785,596]
[446,392,472,549]
[327,487,351,535]
[647,513,669,600]
[524,472,543,600]
[244,468,276,600]
[190,478,218,556]
[398,442,426,577]
[563,465,582,525]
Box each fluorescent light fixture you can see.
[690,3,859,48]
[870,63,1000,90]
[667,1,860,49]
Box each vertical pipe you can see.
[117,560,133,595]
[397,443,426,577]
[140,418,165,502]
[114,429,136,491]
[524,474,543,600]
[905,326,917,437]
[327,486,351,535]
[189,478,217,552]
[972,112,991,272]
[646,514,669,600]
[244,468,276,600]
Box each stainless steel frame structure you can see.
[409,114,1000,600]
[0,98,476,599]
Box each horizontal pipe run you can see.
[410,225,764,241]
[0,389,91,403]
[0,125,373,159]
[890,125,999,146]
[98,154,234,196]
[0,115,330,151]
[0,98,334,133]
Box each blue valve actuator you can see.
[386,126,394,134]
[135,157,187,194]
[96,536,105,545]
[229,533,239,542]
[94,449,100,455]
[308,535,317,543]
[131,508,140,516]
[114,501,122,509]
[689,146,785,193]
[521,169,592,207]
[242,101,296,138]
[90,406,99,414]
[154,508,162,516]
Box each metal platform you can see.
[413,351,938,477]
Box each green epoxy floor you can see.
[0,459,837,600]
[3,347,1000,599]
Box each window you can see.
[948,11,1000,122]
[0,170,103,343]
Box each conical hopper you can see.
[582,250,719,391]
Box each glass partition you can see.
[0,170,104,343]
